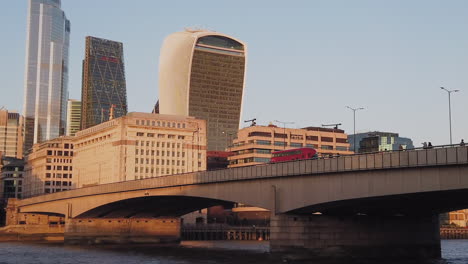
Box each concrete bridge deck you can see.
[5,145,468,258]
[18,145,468,213]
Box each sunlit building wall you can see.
[23,136,75,198]
[73,112,206,187]
[66,99,81,136]
[158,30,247,151]
[228,125,353,168]
[23,0,70,153]
[0,109,24,159]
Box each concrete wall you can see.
[0,199,65,241]
[270,213,441,259]
[65,218,181,244]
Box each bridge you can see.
[4,145,468,258]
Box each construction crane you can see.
[244,118,257,127]
[322,123,342,130]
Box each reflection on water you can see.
[0,240,466,264]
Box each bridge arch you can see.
[75,195,236,218]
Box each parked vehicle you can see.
[270,148,317,163]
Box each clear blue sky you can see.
[1,0,467,146]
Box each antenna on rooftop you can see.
[322,123,342,130]
[244,118,257,127]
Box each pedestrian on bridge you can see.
[461,139,465,146]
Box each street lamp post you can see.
[346,106,364,153]
[274,120,295,150]
[222,131,235,151]
[440,87,460,145]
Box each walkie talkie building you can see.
[158,30,247,151]
[81,36,127,130]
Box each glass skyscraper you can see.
[348,131,415,153]
[81,36,128,129]
[23,0,70,153]
[158,30,247,151]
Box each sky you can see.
[1,0,467,146]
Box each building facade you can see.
[348,132,414,153]
[448,210,468,227]
[158,29,247,151]
[81,36,128,130]
[23,0,70,152]
[0,157,25,199]
[228,125,353,168]
[66,99,81,136]
[23,136,74,198]
[0,109,24,159]
[73,112,206,187]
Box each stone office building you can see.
[228,124,353,168]
[23,136,75,198]
[73,112,207,187]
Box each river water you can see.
[0,240,466,264]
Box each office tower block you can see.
[66,99,81,136]
[159,30,247,151]
[0,109,24,159]
[23,0,70,153]
[81,36,127,129]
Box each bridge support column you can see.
[65,218,181,245]
[270,214,441,259]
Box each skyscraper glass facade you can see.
[23,0,70,153]
[158,31,247,151]
[348,132,415,153]
[81,36,127,129]
[189,36,246,151]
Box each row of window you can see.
[136,119,187,129]
[136,149,187,158]
[75,134,112,148]
[45,181,72,186]
[45,143,73,149]
[235,140,349,151]
[45,165,72,171]
[47,150,74,156]
[2,173,23,178]
[136,141,184,148]
[135,158,186,166]
[46,158,72,164]
[134,167,186,176]
[45,173,72,179]
[237,137,348,146]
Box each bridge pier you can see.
[64,218,181,245]
[270,213,441,259]
[0,199,65,241]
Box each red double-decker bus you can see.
[270,148,317,163]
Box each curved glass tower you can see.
[23,0,70,153]
[158,30,247,151]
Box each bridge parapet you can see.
[18,145,468,207]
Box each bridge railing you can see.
[19,145,468,205]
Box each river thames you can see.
[0,240,467,264]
